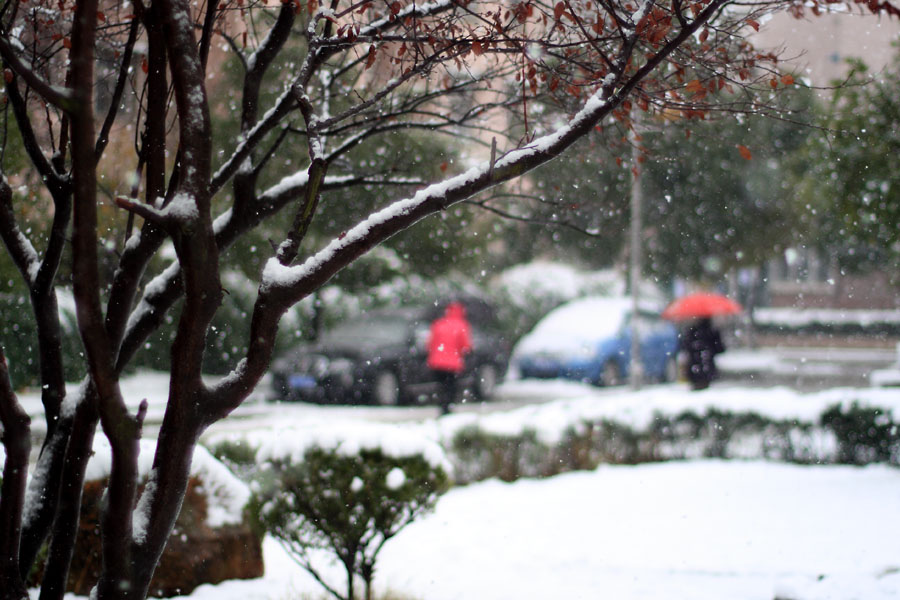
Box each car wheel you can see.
[599,360,623,387]
[474,363,499,401]
[372,370,401,406]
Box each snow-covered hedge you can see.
[446,409,834,483]
[211,419,451,475]
[441,395,900,483]
[207,386,900,490]
[753,307,900,334]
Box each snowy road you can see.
[17,342,899,444]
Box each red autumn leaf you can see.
[141,56,149,74]
[554,1,565,20]
[699,28,709,42]
[686,79,704,94]
[769,77,778,89]
[96,11,106,21]
[390,1,401,14]
[472,40,483,55]
[737,144,752,160]
[62,37,71,49]
[365,45,377,69]
[746,19,760,31]
[781,74,795,86]
[649,23,671,44]
[439,161,449,172]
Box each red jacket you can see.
[427,302,472,373]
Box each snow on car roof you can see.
[514,296,662,357]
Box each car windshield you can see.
[322,314,413,346]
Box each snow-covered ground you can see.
[185,460,900,600]
[16,367,900,600]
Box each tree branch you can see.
[0,36,74,111]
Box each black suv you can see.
[270,298,510,405]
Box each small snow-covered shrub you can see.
[208,438,259,480]
[253,446,449,600]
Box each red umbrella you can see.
[661,292,743,321]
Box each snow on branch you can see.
[0,176,42,287]
[261,80,619,294]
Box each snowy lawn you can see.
[17,371,900,600]
[186,460,900,600]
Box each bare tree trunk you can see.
[39,391,99,600]
[129,423,200,598]
[0,347,31,600]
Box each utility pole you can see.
[629,120,644,390]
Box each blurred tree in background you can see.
[790,51,900,283]
[484,87,818,286]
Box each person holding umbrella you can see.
[680,317,725,390]
[662,292,741,391]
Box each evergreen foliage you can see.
[790,51,900,281]
[446,404,897,485]
[821,402,900,464]
[492,88,817,284]
[252,447,449,600]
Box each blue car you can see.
[513,296,679,386]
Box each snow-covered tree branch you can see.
[0,0,897,597]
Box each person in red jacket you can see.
[427,301,473,415]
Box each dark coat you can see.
[680,318,725,389]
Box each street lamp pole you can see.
[629,120,644,390]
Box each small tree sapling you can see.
[254,447,449,600]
